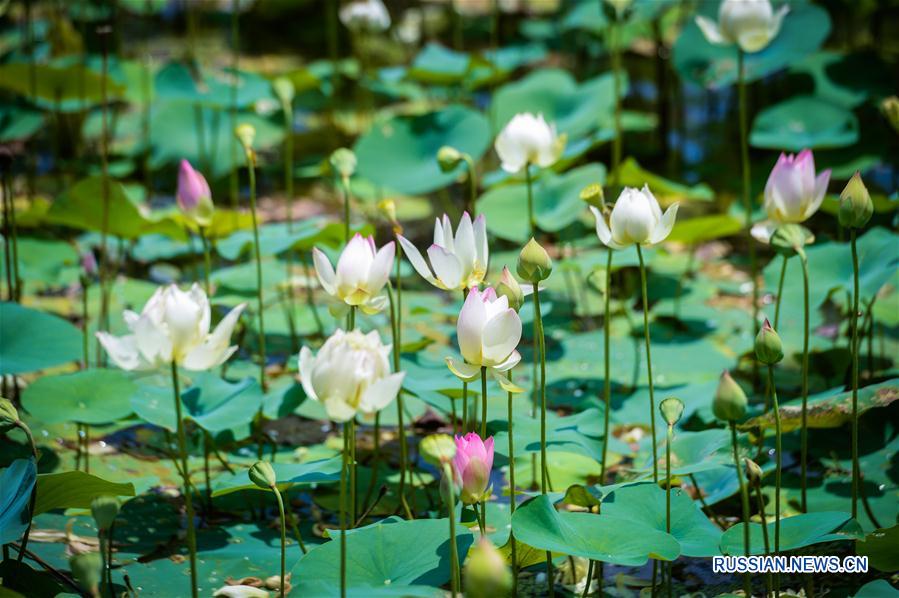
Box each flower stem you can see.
[636,245,659,483]
[462,154,478,217]
[170,362,198,598]
[97,31,112,367]
[849,229,860,519]
[524,163,535,237]
[229,0,239,211]
[246,153,267,392]
[341,176,352,243]
[738,48,759,388]
[533,283,553,597]
[340,422,348,598]
[768,365,782,598]
[730,421,752,596]
[665,423,673,598]
[349,418,357,527]
[273,486,287,598]
[600,247,612,482]
[611,19,622,184]
[443,462,461,597]
[798,250,810,512]
[773,255,787,330]
[389,244,412,520]
[462,381,468,433]
[479,366,488,536]
[198,228,212,297]
[507,368,518,595]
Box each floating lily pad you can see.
[857,525,899,572]
[22,369,136,425]
[720,511,863,555]
[212,457,343,497]
[33,471,134,516]
[0,302,82,375]
[750,95,859,151]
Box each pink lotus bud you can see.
[81,251,98,277]
[177,159,213,227]
[452,432,494,504]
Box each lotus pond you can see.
[0,0,897,597]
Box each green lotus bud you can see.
[234,123,256,151]
[659,397,685,427]
[421,434,456,467]
[248,461,277,489]
[496,266,524,312]
[464,538,513,598]
[755,319,784,365]
[839,171,873,229]
[579,183,605,210]
[712,370,748,422]
[70,552,102,596]
[881,96,899,134]
[516,238,553,283]
[0,397,19,433]
[770,223,813,255]
[329,148,357,179]
[744,457,763,484]
[90,495,120,531]
[436,145,464,173]
[272,76,295,107]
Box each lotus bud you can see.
[248,460,277,489]
[437,145,464,173]
[452,432,494,505]
[420,433,457,467]
[464,538,513,598]
[90,495,120,531]
[329,148,357,180]
[839,172,873,229]
[176,159,214,228]
[579,183,605,210]
[234,123,256,152]
[881,96,899,134]
[712,370,748,422]
[496,266,524,312]
[755,319,784,365]
[659,397,685,427]
[0,398,20,433]
[81,251,99,278]
[70,552,103,596]
[744,457,763,484]
[272,76,295,108]
[516,238,553,283]
[377,198,401,232]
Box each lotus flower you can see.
[494,113,563,173]
[695,0,789,54]
[339,0,391,32]
[398,212,488,291]
[590,185,678,249]
[299,329,404,423]
[452,432,494,504]
[176,159,213,227]
[752,149,830,243]
[96,284,245,371]
[447,287,522,380]
[313,234,394,314]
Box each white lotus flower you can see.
[751,149,831,244]
[96,284,245,371]
[299,329,405,423]
[589,185,678,250]
[494,113,563,173]
[695,0,789,54]
[313,234,394,314]
[398,212,488,291]
[340,0,391,32]
[447,287,522,380]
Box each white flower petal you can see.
[312,247,338,296]
[427,245,463,290]
[648,203,679,245]
[480,308,522,366]
[398,235,437,286]
[95,332,146,371]
[695,15,726,45]
[457,288,487,365]
[359,372,405,414]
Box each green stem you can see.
[665,424,673,598]
[106,524,115,596]
[81,279,90,368]
[533,283,553,597]
[462,381,468,434]
[443,463,460,598]
[768,365,782,598]
[507,368,517,596]
[849,229,860,519]
[462,154,478,216]
[340,422,348,598]
[773,255,787,330]
[272,487,287,598]
[479,366,488,536]
[246,154,267,392]
[349,418,357,527]
[600,248,612,481]
[389,245,412,520]
[738,48,759,387]
[611,19,622,184]
[799,250,810,512]
[171,362,198,598]
[636,245,659,483]
[198,228,212,297]
[731,422,752,596]
[582,559,594,598]
[229,0,239,211]
[524,163,535,237]
[341,176,351,243]
[97,32,112,367]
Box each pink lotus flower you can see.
[177,159,213,227]
[753,149,830,243]
[452,432,494,504]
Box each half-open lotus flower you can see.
[96,284,245,371]
[299,329,405,423]
[339,0,391,32]
[313,234,394,314]
[752,149,831,244]
[176,159,214,228]
[590,185,678,250]
[695,0,789,54]
[452,432,494,505]
[494,112,563,173]
[447,286,522,380]
[398,212,488,291]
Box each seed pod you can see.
[248,461,277,489]
[0,398,19,433]
[464,538,513,598]
[329,147,357,179]
[744,457,763,484]
[712,370,748,422]
[90,495,121,531]
[659,397,685,427]
[436,145,464,173]
[420,434,456,467]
